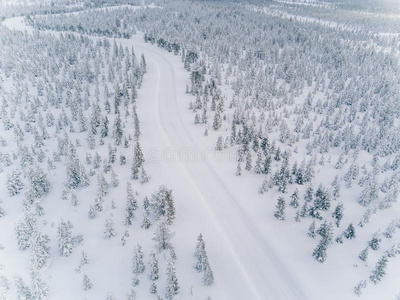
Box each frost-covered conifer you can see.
[31,230,50,270]
[274,197,286,221]
[370,255,388,284]
[153,219,174,252]
[104,216,117,239]
[308,221,316,238]
[343,223,356,239]
[165,257,179,299]
[289,188,299,208]
[132,244,145,275]
[312,239,328,263]
[149,252,159,281]
[83,274,93,291]
[332,203,344,227]
[125,183,138,226]
[57,219,74,257]
[7,169,24,196]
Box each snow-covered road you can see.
[2,13,309,300]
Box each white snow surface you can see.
[1,6,400,300]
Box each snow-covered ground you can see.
[1,13,308,300]
[1,3,400,300]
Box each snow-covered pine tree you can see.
[141,203,152,230]
[129,242,144,274]
[165,256,179,299]
[27,166,50,200]
[111,168,119,188]
[150,186,175,224]
[83,274,93,291]
[368,233,381,251]
[57,219,74,257]
[289,188,299,208]
[343,223,356,239]
[354,280,367,297]
[7,169,24,196]
[359,247,369,262]
[153,219,174,252]
[370,255,388,284]
[140,166,149,184]
[274,197,286,221]
[113,114,123,146]
[308,220,316,238]
[332,203,344,227]
[15,276,31,300]
[312,238,328,263]
[104,216,117,239]
[30,268,48,300]
[30,230,50,270]
[125,183,138,226]
[202,262,214,286]
[314,185,331,211]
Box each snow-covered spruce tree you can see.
[7,169,24,196]
[150,282,157,294]
[140,166,149,184]
[104,216,117,239]
[150,186,175,225]
[370,255,388,284]
[165,256,179,300]
[194,233,206,272]
[26,166,50,201]
[215,135,223,151]
[66,158,82,189]
[88,205,97,219]
[141,202,152,230]
[289,188,299,208]
[358,175,378,206]
[236,161,242,176]
[30,268,48,300]
[193,233,214,285]
[132,244,145,275]
[308,221,316,238]
[202,262,215,286]
[76,250,90,273]
[317,221,334,244]
[31,230,50,270]
[274,197,286,221]
[83,274,93,291]
[332,203,344,228]
[97,171,108,197]
[153,219,174,252]
[359,247,369,262]
[149,252,159,281]
[354,280,367,297]
[368,233,382,251]
[304,184,314,203]
[15,212,37,251]
[343,223,356,239]
[112,114,123,146]
[125,182,138,226]
[110,168,119,188]
[15,276,32,300]
[254,150,263,174]
[314,185,331,211]
[131,139,145,180]
[57,219,74,257]
[312,238,328,263]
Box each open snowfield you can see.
[0,1,400,300]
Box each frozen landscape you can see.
[0,0,399,299]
